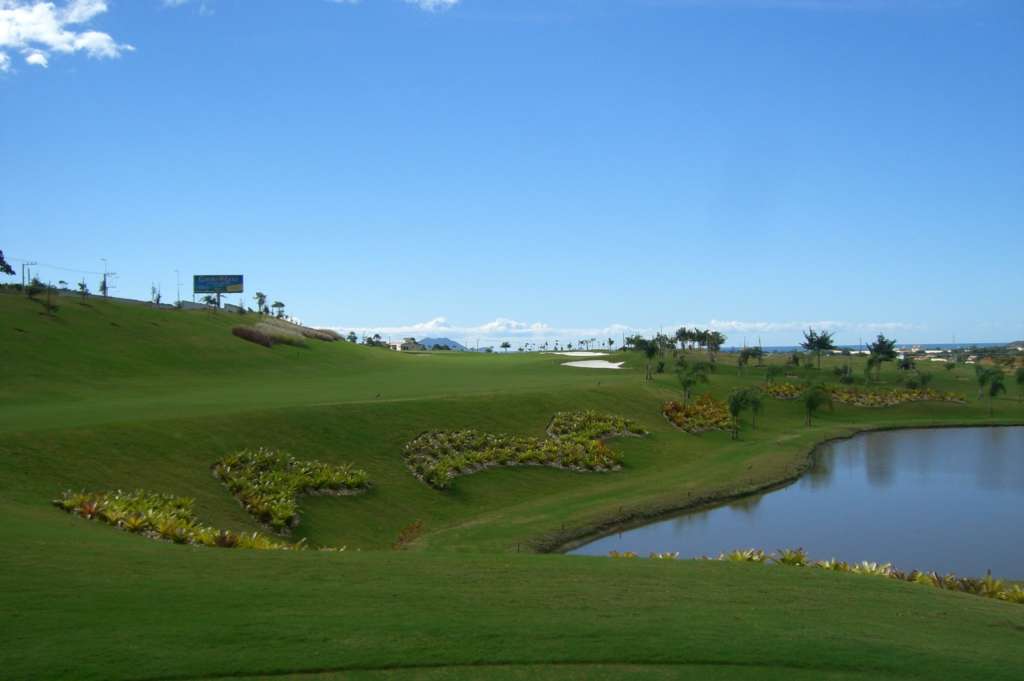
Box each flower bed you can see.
[829,386,964,407]
[662,394,733,434]
[763,382,802,400]
[404,410,645,490]
[53,489,292,550]
[547,410,646,440]
[609,546,1024,605]
[213,448,370,531]
[764,382,965,407]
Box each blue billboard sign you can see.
[194,275,244,294]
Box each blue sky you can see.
[2,0,1022,347]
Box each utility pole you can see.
[21,261,37,287]
[175,269,181,305]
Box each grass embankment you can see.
[2,291,1023,680]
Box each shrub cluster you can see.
[764,382,964,406]
[547,410,646,439]
[662,394,733,433]
[404,411,645,490]
[213,448,370,531]
[609,546,1024,605]
[232,325,274,347]
[829,386,964,407]
[763,382,803,400]
[53,489,292,550]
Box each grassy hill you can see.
[2,290,1023,680]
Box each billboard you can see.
[194,275,244,294]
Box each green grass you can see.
[2,290,1023,680]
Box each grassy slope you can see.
[2,291,1023,680]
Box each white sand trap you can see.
[562,360,624,370]
[549,351,610,357]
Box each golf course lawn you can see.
[2,291,1023,680]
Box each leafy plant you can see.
[213,448,370,531]
[405,411,644,490]
[662,394,732,434]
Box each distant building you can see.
[390,337,424,352]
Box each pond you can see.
[570,427,1024,578]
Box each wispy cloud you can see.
[0,0,132,73]
[404,0,460,11]
[659,0,959,10]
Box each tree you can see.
[866,334,898,381]
[77,280,89,299]
[607,338,615,351]
[254,292,267,315]
[801,328,836,369]
[346,331,358,343]
[986,370,1006,416]
[271,301,285,318]
[727,387,764,440]
[500,341,511,353]
[150,285,161,305]
[675,365,708,405]
[630,337,659,382]
[802,384,833,427]
[201,294,218,309]
[1014,367,1024,403]
[0,250,14,276]
[99,276,109,298]
[727,391,746,440]
[706,331,726,363]
[975,365,1001,400]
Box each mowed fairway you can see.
[2,292,1023,681]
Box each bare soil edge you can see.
[534,420,1024,555]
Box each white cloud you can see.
[0,0,132,73]
[404,0,460,10]
[23,46,44,65]
[0,49,9,70]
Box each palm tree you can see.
[975,365,998,400]
[607,338,615,351]
[986,371,1006,416]
[1016,368,1024,403]
[254,292,267,315]
[727,390,747,440]
[866,334,898,381]
[802,384,833,427]
[746,387,763,429]
[634,338,659,382]
[675,365,709,405]
[801,328,836,369]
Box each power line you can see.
[6,257,106,276]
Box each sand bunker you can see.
[549,352,610,357]
[562,360,624,370]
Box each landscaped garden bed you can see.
[53,489,292,550]
[662,394,733,434]
[609,547,1024,606]
[764,382,964,406]
[404,410,645,490]
[212,448,370,532]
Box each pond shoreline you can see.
[536,420,1024,555]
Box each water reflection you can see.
[570,427,1024,578]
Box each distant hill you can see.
[418,337,468,351]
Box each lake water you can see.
[570,427,1024,578]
